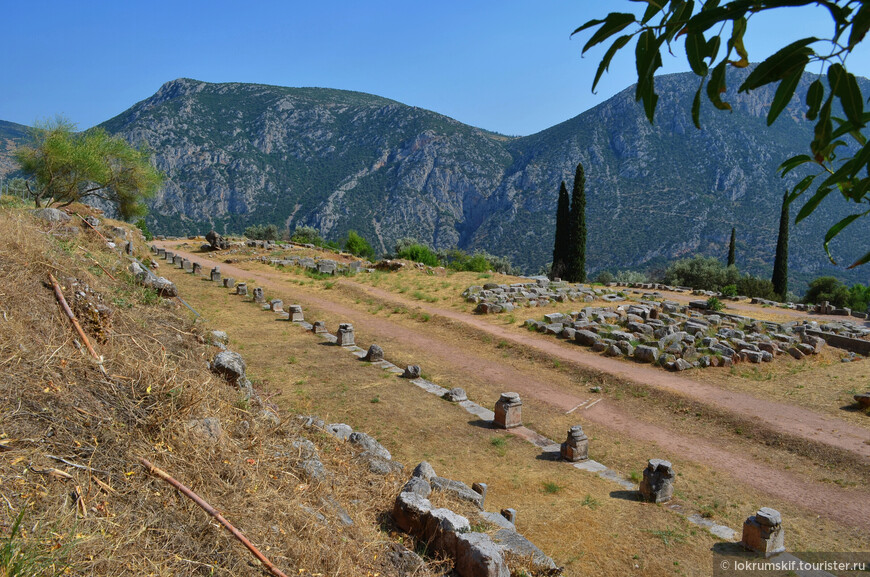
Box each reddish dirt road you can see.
[158,246,870,529]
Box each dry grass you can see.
[158,255,869,577]
[0,206,442,577]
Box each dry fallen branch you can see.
[48,273,105,376]
[139,457,290,577]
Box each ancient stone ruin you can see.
[362,344,384,362]
[205,230,229,250]
[236,283,248,296]
[311,320,327,334]
[252,287,265,304]
[210,266,221,283]
[288,305,304,322]
[269,299,283,312]
[223,277,236,289]
[639,459,675,503]
[494,393,522,429]
[402,365,421,379]
[392,461,558,577]
[560,425,589,462]
[336,323,355,346]
[741,507,785,557]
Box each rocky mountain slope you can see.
[3,71,868,286]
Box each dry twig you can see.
[139,457,290,577]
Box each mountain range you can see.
[2,70,868,288]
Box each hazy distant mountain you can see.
[0,120,28,178]
[2,72,868,287]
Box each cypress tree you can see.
[772,190,789,299]
[727,227,736,267]
[566,162,587,283]
[550,181,571,280]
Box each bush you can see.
[706,296,724,311]
[721,284,737,297]
[662,257,738,290]
[344,230,375,259]
[290,225,324,245]
[134,218,153,241]
[594,270,614,284]
[847,283,870,312]
[614,269,649,284]
[244,223,279,241]
[397,243,441,267]
[735,275,777,300]
[804,277,851,308]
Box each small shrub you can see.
[594,270,614,284]
[134,218,153,241]
[706,296,723,311]
[397,243,441,266]
[344,230,375,259]
[721,284,737,297]
[581,494,600,509]
[244,223,279,241]
[542,481,562,494]
[290,225,324,245]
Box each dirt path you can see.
[347,283,870,459]
[157,246,870,530]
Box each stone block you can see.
[741,507,785,557]
[445,388,467,402]
[311,320,327,334]
[210,267,221,283]
[337,323,355,346]
[639,458,674,503]
[236,283,248,296]
[222,277,235,288]
[402,365,421,379]
[362,344,384,362]
[494,392,522,429]
[288,305,304,322]
[192,262,202,275]
[252,287,265,303]
[270,299,283,312]
[560,425,589,462]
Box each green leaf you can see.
[824,212,865,249]
[777,154,813,176]
[581,13,637,54]
[739,37,817,92]
[685,32,708,76]
[848,3,870,48]
[847,249,870,269]
[767,67,804,125]
[805,79,824,121]
[786,173,817,203]
[811,98,834,160]
[829,65,865,127]
[686,6,736,34]
[692,84,703,129]
[592,35,632,93]
[634,0,667,24]
[795,185,833,223]
[635,29,664,122]
[572,18,606,37]
[706,61,731,111]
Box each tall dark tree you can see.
[565,162,587,283]
[550,181,570,280]
[772,190,790,299]
[727,227,736,267]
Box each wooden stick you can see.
[48,273,103,366]
[138,458,289,577]
[73,212,110,243]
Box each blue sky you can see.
[3,1,870,135]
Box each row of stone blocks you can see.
[491,391,783,556]
[203,256,785,559]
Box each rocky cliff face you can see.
[4,72,868,286]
